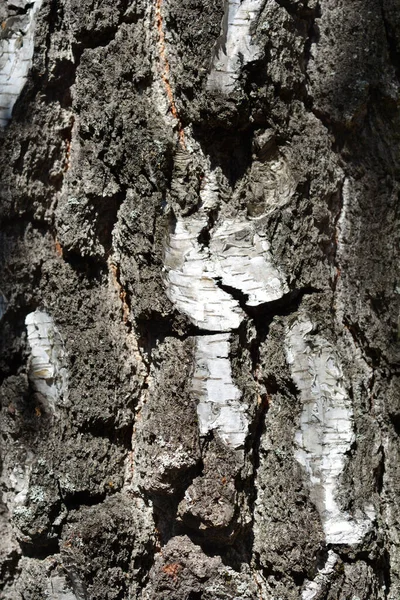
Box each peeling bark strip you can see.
[208,0,263,92]
[0,0,42,127]
[301,550,339,600]
[164,214,287,330]
[285,316,374,545]
[193,333,248,448]
[164,215,244,331]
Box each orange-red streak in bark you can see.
[155,0,185,148]
[109,262,130,325]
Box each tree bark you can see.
[1,0,400,598]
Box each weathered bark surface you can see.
[0,0,400,598]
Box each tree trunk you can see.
[1,0,400,598]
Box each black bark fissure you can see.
[380,0,400,82]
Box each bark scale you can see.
[0,0,400,598]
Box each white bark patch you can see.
[163,133,288,448]
[337,178,351,251]
[0,0,43,127]
[207,0,263,93]
[164,217,244,331]
[8,450,34,506]
[164,216,287,330]
[335,176,352,324]
[301,550,339,600]
[285,317,374,545]
[0,446,33,558]
[25,310,68,415]
[164,212,287,447]
[211,219,288,305]
[192,333,248,448]
[198,168,220,211]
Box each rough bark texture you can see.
[1,0,400,598]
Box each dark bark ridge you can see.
[0,0,399,598]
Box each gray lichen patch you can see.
[61,494,155,600]
[176,434,245,543]
[238,144,298,218]
[6,448,34,509]
[0,0,43,127]
[131,335,200,496]
[25,310,68,416]
[0,289,7,319]
[1,556,79,600]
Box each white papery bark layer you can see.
[25,310,68,415]
[0,0,43,127]
[285,316,374,545]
